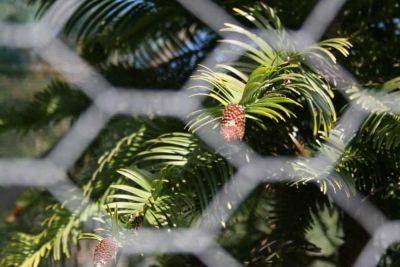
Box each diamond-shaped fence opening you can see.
[0,0,399,266]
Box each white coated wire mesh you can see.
[0,0,398,266]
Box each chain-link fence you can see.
[0,0,398,266]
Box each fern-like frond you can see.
[349,76,400,151]
[0,80,89,134]
[107,167,186,227]
[0,119,167,267]
[187,4,351,140]
[0,202,97,267]
[304,38,352,63]
[25,0,55,17]
[134,132,233,213]
[292,130,353,194]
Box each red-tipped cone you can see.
[220,104,246,141]
[93,236,118,267]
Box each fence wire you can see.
[0,0,397,266]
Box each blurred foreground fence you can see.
[0,0,398,266]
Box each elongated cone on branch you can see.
[93,236,118,267]
[220,104,246,141]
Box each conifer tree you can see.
[0,1,400,266]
